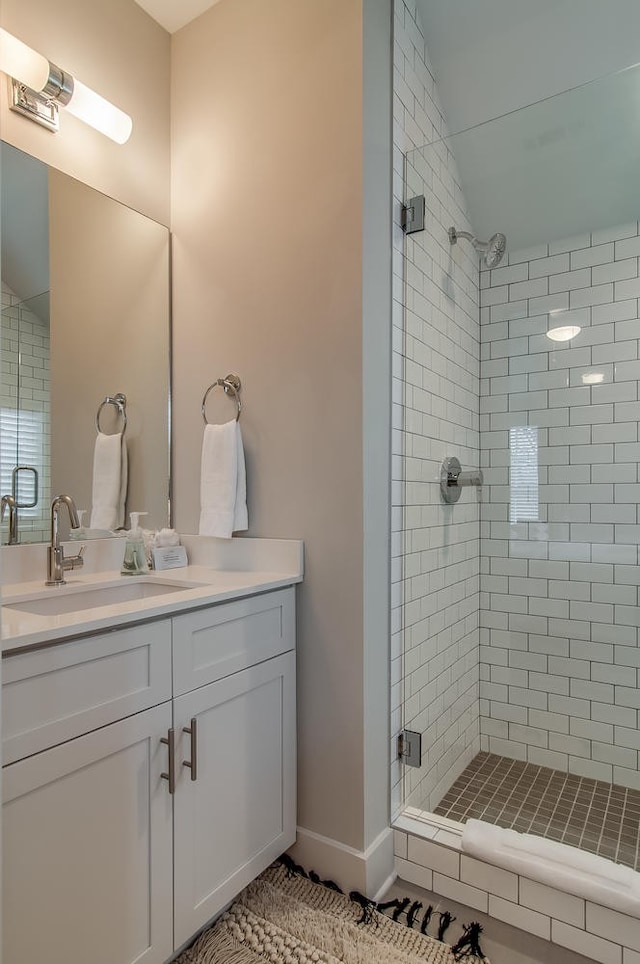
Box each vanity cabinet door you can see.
[172,651,296,950]
[2,703,174,964]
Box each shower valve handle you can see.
[440,457,483,503]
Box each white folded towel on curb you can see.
[462,818,640,916]
[198,420,248,539]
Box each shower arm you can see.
[448,228,481,248]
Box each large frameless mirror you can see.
[1,141,171,543]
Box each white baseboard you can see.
[288,825,395,898]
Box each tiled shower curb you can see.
[394,808,640,964]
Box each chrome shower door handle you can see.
[160,728,176,794]
[182,718,198,782]
[12,465,39,508]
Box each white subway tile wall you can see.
[392,0,481,816]
[480,225,640,784]
[1,282,51,543]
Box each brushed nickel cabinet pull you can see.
[182,718,197,782]
[160,728,175,794]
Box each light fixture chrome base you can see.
[9,78,59,132]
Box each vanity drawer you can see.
[172,589,295,696]
[2,620,172,765]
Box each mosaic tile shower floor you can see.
[434,751,640,872]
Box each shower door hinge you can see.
[397,729,422,768]
[401,195,425,234]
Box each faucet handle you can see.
[63,543,85,571]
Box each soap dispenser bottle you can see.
[121,512,149,575]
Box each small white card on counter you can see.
[152,545,188,570]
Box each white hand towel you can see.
[90,432,126,531]
[234,423,248,532]
[117,435,128,529]
[198,420,248,539]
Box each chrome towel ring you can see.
[202,374,242,424]
[96,393,127,435]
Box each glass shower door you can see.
[396,137,482,817]
[397,62,640,874]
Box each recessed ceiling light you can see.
[581,372,604,385]
[546,325,581,342]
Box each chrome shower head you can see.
[448,226,507,268]
[482,232,507,268]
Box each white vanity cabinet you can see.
[3,703,174,964]
[2,587,297,964]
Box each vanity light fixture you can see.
[0,28,132,144]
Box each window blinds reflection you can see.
[509,425,539,523]
[0,407,45,521]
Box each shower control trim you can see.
[440,456,483,503]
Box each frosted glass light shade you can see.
[0,29,132,144]
[0,28,49,91]
[66,79,132,144]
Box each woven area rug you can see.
[175,860,490,963]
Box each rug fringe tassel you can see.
[279,857,489,961]
[451,921,487,961]
[421,905,434,934]
[349,890,379,926]
[406,900,422,928]
[279,854,307,879]
[309,869,344,893]
[438,911,456,941]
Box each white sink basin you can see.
[4,578,206,617]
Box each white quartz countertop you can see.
[2,536,303,653]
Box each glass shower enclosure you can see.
[398,63,640,872]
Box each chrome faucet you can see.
[1,494,18,545]
[47,495,85,586]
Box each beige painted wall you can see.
[1,0,170,224]
[171,0,367,849]
[49,169,170,531]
